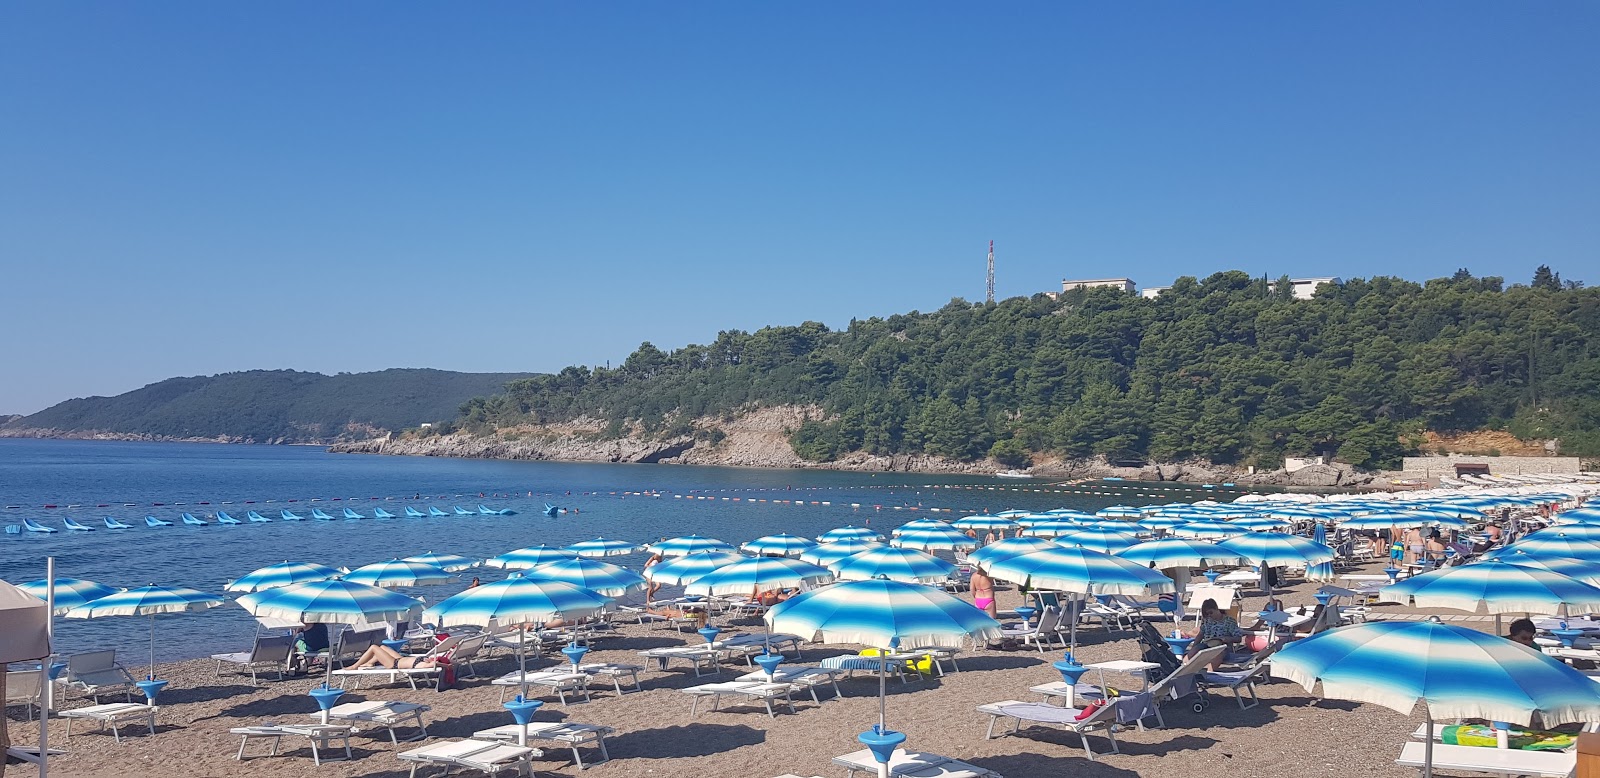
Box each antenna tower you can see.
[985,240,995,304]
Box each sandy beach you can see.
[4,564,1502,778]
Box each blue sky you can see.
[2,3,1595,414]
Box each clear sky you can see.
[2,3,1595,414]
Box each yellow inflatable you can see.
[860,647,933,675]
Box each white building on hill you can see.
[1139,276,1342,300]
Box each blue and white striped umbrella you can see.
[522,558,647,597]
[684,557,834,597]
[1218,532,1335,567]
[951,515,1018,532]
[1340,511,1466,531]
[1116,539,1246,569]
[965,537,1060,569]
[1096,505,1147,519]
[1135,515,1191,532]
[343,559,454,588]
[988,547,1175,596]
[1526,525,1600,542]
[1018,520,1082,538]
[799,540,889,567]
[486,545,578,569]
[18,578,120,614]
[892,518,953,535]
[1306,522,1335,582]
[891,526,978,552]
[817,525,884,543]
[67,585,224,681]
[740,534,817,557]
[1553,507,1600,525]
[1228,516,1290,531]
[766,578,1001,650]
[1169,521,1249,539]
[226,561,345,593]
[831,547,957,584]
[1498,554,1600,587]
[565,537,643,558]
[1009,513,1060,528]
[402,552,481,573]
[1505,533,1600,561]
[1054,528,1139,555]
[996,509,1031,518]
[645,551,748,586]
[1380,560,1600,615]
[648,535,737,558]
[236,579,424,625]
[425,577,611,703]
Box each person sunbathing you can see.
[350,643,440,670]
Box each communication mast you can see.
[986,240,995,304]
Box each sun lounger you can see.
[683,681,796,717]
[576,662,644,695]
[213,633,296,685]
[491,669,592,704]
[1394,741,1574,777]
[1199,640,1283,709]
[819,653,922,684]
[832,748,1002,778]
[331,633,477,690]
[721,632,804,656]
[639,645,725,676]
[4,669,45,721]
[61,702,156,743]
[229,723,353,765]
[60,649,136,703]
[397,738,538,778]
[473,722,614,769]
[315,700,429,744]
[977,699,1124,760]
[998,606,1062,652]
[735,667,844,703]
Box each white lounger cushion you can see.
[1394,742,1573,777]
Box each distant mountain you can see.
[1,369,536,443]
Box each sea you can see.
[0,438,1242,663]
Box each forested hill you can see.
[448,269,1598,470]
[4,369,535,443]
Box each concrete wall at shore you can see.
[1401,455,1581,478]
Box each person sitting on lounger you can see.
[1507,617,1537,648]
[349,643,441,670]
[1189,598,1244,668]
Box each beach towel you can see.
[1440,725,1575,751]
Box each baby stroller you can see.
[1136,621,1219,713]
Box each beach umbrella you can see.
[1498,555,1600,587]
[648,535,737,558]
[402,552,481,573]
[951,515,1018,532]
[1169,521,1249,539]
[236,579,424,690]
[1340,512,1451,531]
[766,578,1001,778]
[1018,520,1081,538]
[565,537,643,558]
[818,525,885,543]
[522,558,647,597]
[1217,532,1335,568]
[832,547,957,584]
[1096,505,1146,519]
[1228,516,1290,531]
[1504,533,1600,561]
[1134,515,1191,532]
[645,551,748,586]
[965,537,1060,569]
[343,559,454,588]
[486,544,578,569]
[1526,525,1600,542]
[1256,506,1331,521]
[1306,522,1335,582]
[424,578,610,742]
[1117,539,1247,569]
[1271,619,1600,778]
[996,509,1032,518]
[17,578,119,614]
[685,557,834,597]
[800,540,889,568]
[1552,507,1600,525]
[739,534,817,557]
[891,526,978,552]
[1009,513,1060,528]
[892,518,952,535]
[226,562,345,593]
[1054,528,1139,555]
[66,585,224,685]
[1380,560,1600,616]
[987,546,1174,597]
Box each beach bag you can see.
[435,656,456,690]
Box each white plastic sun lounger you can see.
[1394,741,1574,777]
[639,645,724,676]
[831,748,1003,778]
[60,649,136,703]
[682,681,796,717]
[735,667,844,703]
[576,662,644,695]
[473,722,614,769]
[60,702,156,743]
[213,633,296,685]
[229,723,353,765]
[977,699,1122,760]
[314,700,429,744]
[397,738,538,778]
[491,669,592,704]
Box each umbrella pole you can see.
[518,627,528,746]
[1424,710,1434,778]
[40,557,53,778]
[878,656,887,733]
[149,615,156,680]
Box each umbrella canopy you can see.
[1228,516,1290,531]
[648,535,737,557]
[766,578,1001,650]
[425,578,610,627]
[890,526,979,552]
[486,545,578,569]
[645,551,748,586]
[988,547,1174,596]
[892,518,952,535]
[965,537,1060,569]
[1380,560,1600,615]
[236,579,423,625]
[18,578,120,614]
[1134,515,1192,532]
[1552,507,1600,525]
[1526,524,1600,542]
[799,540,890,568]
[0,580,50,663]
[740,534,817,557]
[684,557,834,597]
[1306,521,1335,582]
[1010,513,1061,528]
[66,585,224,681]
[1096,505,1147,519]
[1498,555,1600,587]
[818,525,885,543]
[1340,512,1456,530]
[522,558,647,597]
[402,552,481,573]
[226,562,345,593]
[1169,521,1249,539]
[1018,520,1082,538]
[565,537,644,558]
[343,559,454,588]
[1053,528,1139,555]
[951,515,1019,532]
[831,547,957,584]
[1504,533,1600,560]
[1218,532,1335,567]
[1116,539,1247,569]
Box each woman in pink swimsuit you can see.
[970,566,998,618]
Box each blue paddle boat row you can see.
[8,503,526,534]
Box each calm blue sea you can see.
[0,439,1224,662]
